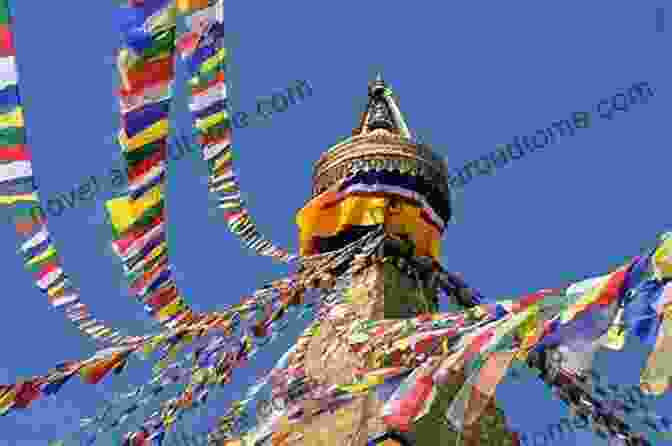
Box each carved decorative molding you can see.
[312,130,450,200]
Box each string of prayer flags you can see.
[106,0,194,332]
[64,227,381,443]
[5,227,670,445]
[177,0,299,264]
[0,0,136,348]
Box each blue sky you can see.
[1,1,671,445]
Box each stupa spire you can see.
[353,74,413,139]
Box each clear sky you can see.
[0,1,671,445]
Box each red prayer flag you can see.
[120,57,175,95]
[0,144,30,161]
[35,262,60,282]
[594,267,628,306]
[14,219,41,236]
[176,31,199,54]
[0,24,14,57]
[13,378,45,408]
[80,354,126,385]
[144,283,177,308]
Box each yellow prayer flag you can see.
[516,306,540,340]
[195,111,228,132]
[0,193,38,205]
[144,241,168,266]
[213,151,233,171]
[653,237,672,280]
[47,280,67,298]
[95,328,113,338]
[117,48,140,73]
[163,415,176,427]
[119,119,170,152]
[339,383,371,394]
[157,297,185,322]
[105,197,134,234]
[105,190,163,238]
[143,336,164,356]
[603,326,626,350]
[200,48,227,75]
[220,201,242,210]
[0,107,24,129]
[365,375,385,387]
[0,388,17,414]
[130,183,164,219]
[602,308,626,350]
[214,180,238,193]
[26,246,57,267]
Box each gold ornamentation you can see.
[311,130,449,199]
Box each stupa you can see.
[242,74,519,446]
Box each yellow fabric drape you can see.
[295,191,441,259]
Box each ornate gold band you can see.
[312,130,450,200]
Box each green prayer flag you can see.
[0,126,25,147]
[0,0,11,26]
[12,203,44,225]
[124,140,163,165]
[139,28,176,61]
